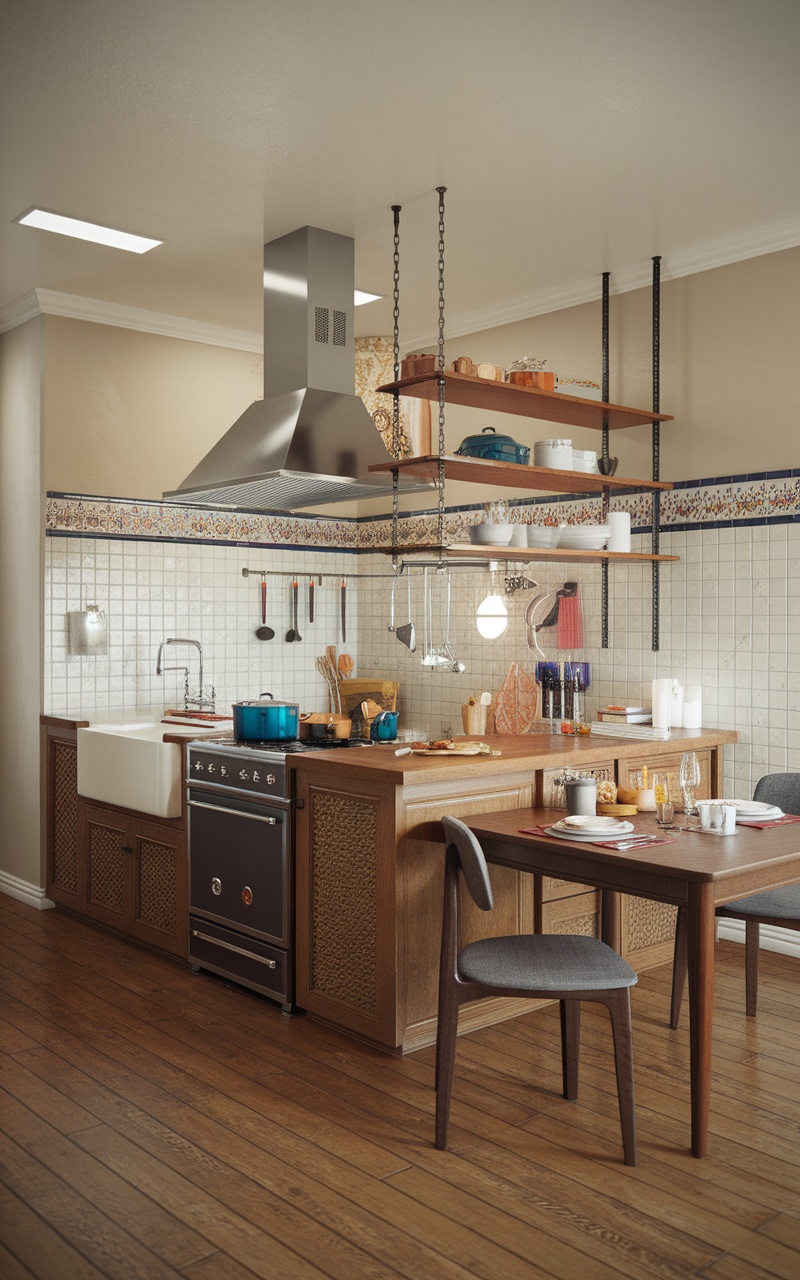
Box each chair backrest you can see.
[753,772,800,813]
[441,815,494,911]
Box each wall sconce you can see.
[67,604,108,656]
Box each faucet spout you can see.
[155,637,214,711]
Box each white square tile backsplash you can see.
[45,510,799,800]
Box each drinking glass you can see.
[654,772,674,827]
[678,751,701,829]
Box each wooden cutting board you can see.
[494,661,540,735]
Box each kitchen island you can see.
[290,727,737,1053]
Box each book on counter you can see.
[597,707,652,724]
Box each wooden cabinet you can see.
[82,804,187,957]
[44,724,83,912]
[44,722,188,959]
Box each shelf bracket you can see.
[601,271,610,648]
[652,255,662,652]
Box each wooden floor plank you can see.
[2,894,800,1280]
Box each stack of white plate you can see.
[546,814,635,841]
[557,524,609,551]
[727,799,785,823]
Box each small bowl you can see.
[527,525,560,548]
[469,524,514,546]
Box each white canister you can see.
[572,449,597,473]
[683,685,702,728]
[565,776,597,817]
[652,678,673,730]
[607,511,631,553]
[671,682,684,728]
[534,439,573,469]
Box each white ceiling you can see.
[3,0,800,348]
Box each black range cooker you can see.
[186,735,365,1012]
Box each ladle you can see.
[396,572,416,651]
[285,580,301,643]
[255,578,275,641]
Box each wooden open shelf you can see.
[369,453,672,494]
[382,543,679,565]
[377,370,674,430]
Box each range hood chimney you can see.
[164,226,428,511]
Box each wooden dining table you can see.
[463,806,800,1157]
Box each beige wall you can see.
[360,246,800,517]
[39,248,798,515]
[43,317,262,500]
[0,318,45,900]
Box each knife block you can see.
[461,702,487,736]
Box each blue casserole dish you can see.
[454,426,530,465]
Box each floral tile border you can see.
[46,471,800,552]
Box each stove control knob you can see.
[252,770,260,782]
[207,763,216,774]
[266,773,276,786]
[241,886,253,906]
[193,761,204,772]
[239,769,249,781]
[211,877,222,896]
[220,765,228,777]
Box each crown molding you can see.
[0,288,262,350]
[401,214,800,350]
[3,215,799,348]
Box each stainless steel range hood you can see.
[164,226,428,511]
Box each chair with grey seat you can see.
[670,772,800,1026]
[435,815,638,1165]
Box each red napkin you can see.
[736,813,800,829]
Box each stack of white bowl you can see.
[527,525,561,548]
[557,524,609,550]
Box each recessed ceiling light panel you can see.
[13,207,162,254]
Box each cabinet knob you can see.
[121,845,133,854]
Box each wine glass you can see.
[679,751,701,828]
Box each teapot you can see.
[370,710,399,742]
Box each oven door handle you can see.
[191,929,277,968]
[188,800,280,825]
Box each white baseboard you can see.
[0,871,55,910]
[717,917,800,960]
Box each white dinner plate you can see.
[552,816,633,834]
[728,800,783,816]
[545,822,634,842]
[552,814,627,834]
[736,812,785,824]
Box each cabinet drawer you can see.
[538,890,600,938]
[540,875,595,902]
[617,749,712,803]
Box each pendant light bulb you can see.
[476,592,508,640]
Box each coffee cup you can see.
[697,800,724,833]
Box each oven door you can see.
[188,788,290,947]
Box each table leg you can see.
[687,881,715,1157]
[601,889,622,953]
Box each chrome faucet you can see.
[155,638,215,711]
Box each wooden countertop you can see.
[288,728,738,785]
